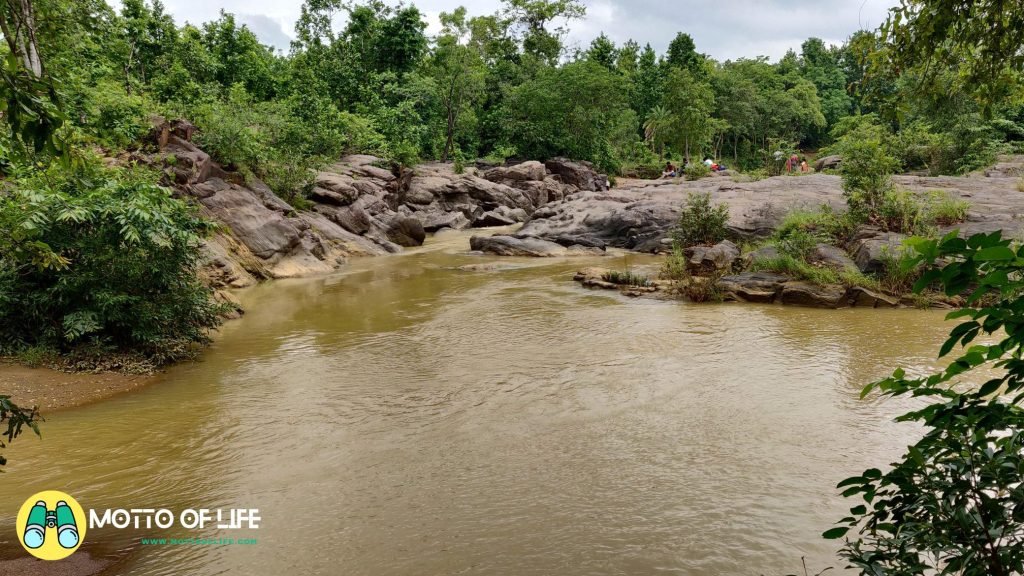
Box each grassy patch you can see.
[1017,178,1024,193]
[750,254,880,290]
[660,248,689,281]
[923,191,970,227]
[877,248,924,294]
[678,273,724,302]
[775,205,856,249]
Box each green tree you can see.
[800,37,852,140]
[431,7,486,161]
[883,0,1024,111]
[643,105,672,159]
[586,33,617,71]
[501,0,585,64]
[631,43,663,123]
[500,59,629,171]
[201,11,281,100]
[0,0,65,157]
[828,230,1024,576]
[661,67,713,162]
[665,32,704,77]
[0,157,227,363]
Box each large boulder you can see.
[544,158,608,192]
[849,286,899,308]
[314,173,360,205]
[469,235,570,257]
[484,161,546,183]
[318,204,372,236]
[446,175,535,213]
[716,272,789,303]
[474,205,529,227]
[808,243,859,272]
[780,281,848,308]
[385,216,426,247]
[404,175,450,205]
[685,240,741,275]
[850,228,908,273]
[814,155,842,172]
[744,244,781,267]
[415,207,473,231]
[195,179,303,259]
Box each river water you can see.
[0,230,965,575]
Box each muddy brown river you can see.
[0,231,965,575]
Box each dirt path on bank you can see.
[0,362,156,412]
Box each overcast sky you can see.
[107,0,898,61]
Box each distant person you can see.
[800,160,809,173]
[790,154,799,173]
[784,155,793,173]
[663,162,676,178]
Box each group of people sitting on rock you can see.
[775,151,811,173]
[661,159,728,178]
[702,158,727,172]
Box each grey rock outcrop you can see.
[809,243,859,272]
[716,272,790,303]
[850,228,908,273]
[685,240,741,274]
[814,155,842,172]
[470,235,569,257]
[780,282,849,308]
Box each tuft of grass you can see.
[660,248,689,281]
[678,273,724,302]
[15,345,56,369]
[602,270,653,287]
[776,205,856,247]
[923,191,970,226]
[751,254,880,290]
[1017,178,1024,193]
[877,248,924,294]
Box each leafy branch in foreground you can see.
[0,395,41,470]
[825,230,1024,576]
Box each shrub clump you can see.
[683,162,710,181]
[0,155,229,366]
[672,192,730,248]
[601,270,653,287]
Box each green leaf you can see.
[822,527,849,539]
[975,246,1015,261]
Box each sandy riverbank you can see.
[0,362,156,412]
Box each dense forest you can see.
[6,0,1024,185]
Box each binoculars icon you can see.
[23,500,80,549]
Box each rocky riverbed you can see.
[137,119,612,289]
[134,120,1024,309]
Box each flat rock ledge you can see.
[471,235,606,257]
[573,268,961,309]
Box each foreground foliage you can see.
[0,156,227,364]
[0,395,40,470]
[827,230,1024,575]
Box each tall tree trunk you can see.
[0,0,43,77]
[442,106,456,162]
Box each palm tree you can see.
[643,106,673,160]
